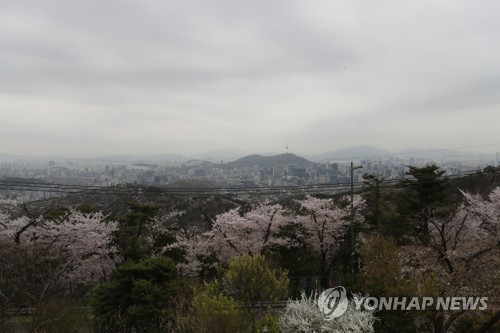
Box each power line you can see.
[0,168,487,192]
[0,168,490,200]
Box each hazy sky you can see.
[1,0,499,157]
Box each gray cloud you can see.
[1,0,500,157]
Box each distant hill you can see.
[100,153,185,163]
[99,149,252,164]
[395,148,470,158]
[187,148,251,163]
[227,153,314,168]
[312,145,392,161]
[394,147,424,155]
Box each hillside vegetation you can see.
[1,166,498,332]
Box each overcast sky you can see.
[1,0,499,157]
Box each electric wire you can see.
[0,168,490,201]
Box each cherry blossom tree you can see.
[360,187,500,333]
[424,188,499,292]
[146,211,185,252]
[173,203,289,276]
[290,195,365,282]
[0,201,121,329]
[419,187,499,332]
[1,210,119,285]
[0,201,120,297]
[172,196,366,279]
[0,202,120,330]
[204,203,289,260]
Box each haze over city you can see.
[1,0,500,157]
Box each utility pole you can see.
[350,162,363,276]
[375,177,380,225]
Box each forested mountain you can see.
[227,153,314,168]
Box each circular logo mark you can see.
[317,286,348,320]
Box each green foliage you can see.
[404,164,449,207]
[76,203,100,214]
[43,207,69,220]
[453,311,500,333]
[223,253,289,332]
[451,166,500,196]
[358,235,453,333]
[126,201,159,222]
[362,173,399,231]
[120,237,151,263]
[224,253,289,308]
[176,254,288,333]
[123,201,159,239]
[188,282,251,333]
[21,297,91,333]
[358,235,418,333]
[270,221,322,276]
[358,235,401,294]
[270,246,321,297]
[115,202,159,261]
[398,164,451,243]
[256,314,280,333]
[92,257,179,332]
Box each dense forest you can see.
[1,165,498,333]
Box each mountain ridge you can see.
[1,145,494,163]
[309,145,392,161]
[226,153,314,168]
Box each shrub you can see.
[279,291,375,333]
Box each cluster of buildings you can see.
[0,152,497,203]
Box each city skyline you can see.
[1,0,500,157]
[1,145,499,169]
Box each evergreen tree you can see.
[92,257,179,333]
[398,164,450,244]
